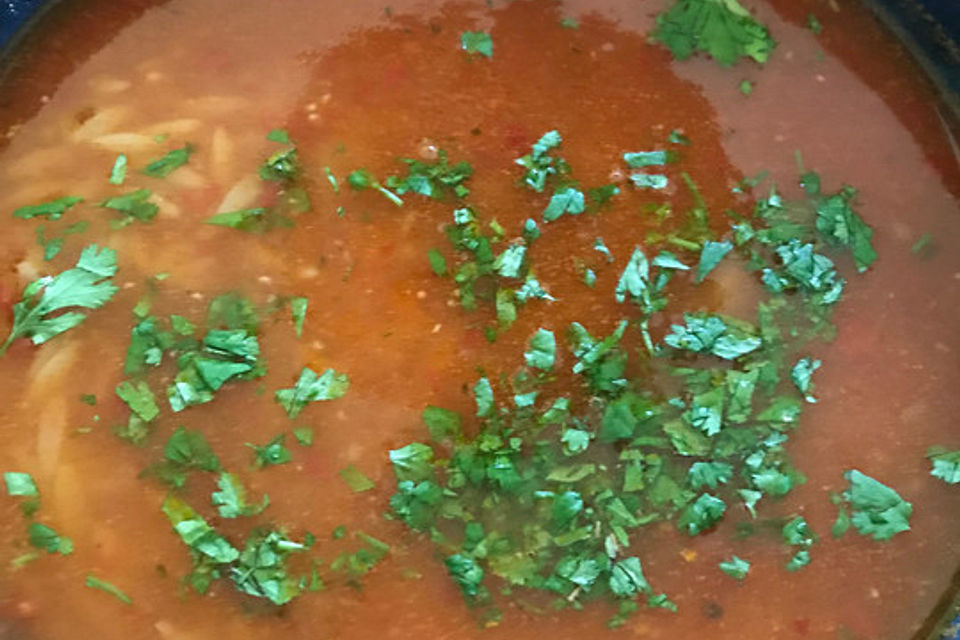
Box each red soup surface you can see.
[0,1,957,639]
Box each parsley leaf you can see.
[205,208,270,232]
[515,130,566,192]
[293,427,315,446]
[385,152,473,199]
[802,174,877,272]
[427,249,448,276]
[108,154,128,185]
[652,0,777,67]
[460,31,493,58]
[1,244,118,353]
[275,367,350,418]
[609,557,651,596]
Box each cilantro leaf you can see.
[790,357,821,402]
[275,367,350,418]
[677,493,726,535]
[652,0,777,67]
[623,151,671,168]
[142,145,194,178]
[422,406,462,444]
[718,555,750,580]
[14,196,84,220]
[427,248,448,276]
[543,187,585,222]
[339,464,376,492]
[389,443,435,482]
[4,472,38,497]
[839,470,913,541]
[85,575,132,604]
[515,130,567,192]
[474,378,495,417]
[385,151,473,199]
[688,461,733,489]
[108,154,128,185]
[260,148,300,182]
[609,557,651,597]
[205,208,269,232]
[162,495,240,563]
[293,427,314,446]
[115,380,160,422]
[212,472,269,518]
[629,173,668,190]
[460,31,493,58]
[664,313,762,360]
[525,328,556,371]
[1,244,119,353]
[445,554,487,599]
[231,530,307,605]
[927,446,960,484]
[28,522,73,555]
[695,240,733,283]
[249,434,293,468]
[803,175,877,272]
[101,189,159,226]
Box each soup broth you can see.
[0,1,958,639]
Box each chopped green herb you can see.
[4,472,38,497]
[543,187,586,222]
[85,575,132,604]
[1,245,118,354]
[384,151,473,199]
[790,357,821,402]
[323,166,340,192]
[515,130,566,192]
[927,446,960,484]
[629,173,669,190]
[739,79,754,95]
[560,17,580,29]
[339,464,376,492]
[101,189,159,226]
[911,233,935,259]
[28,522,73,555]
[275,367,350,418]
[293,427,315,447]
[260,147,300,182]
[460,31,493,58]
[249,434,293,468]
[13,196,84,221]
[594,238,614,263]
[652,0,777,67]
[807,14,823,35]
[205,208,269,232]
[695,239,733,283]
[719,555,750,580]
[212,472,269,518]
[524,328,556,371]
[290,297,308,338]
[266,128,292,144]
[142,145,194,178]
[141,426,220,488]
[108,154,128,185]
[837,470,912,541]
[623,150,671,168]
[427,248,448,276]
[115,380,160,422]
